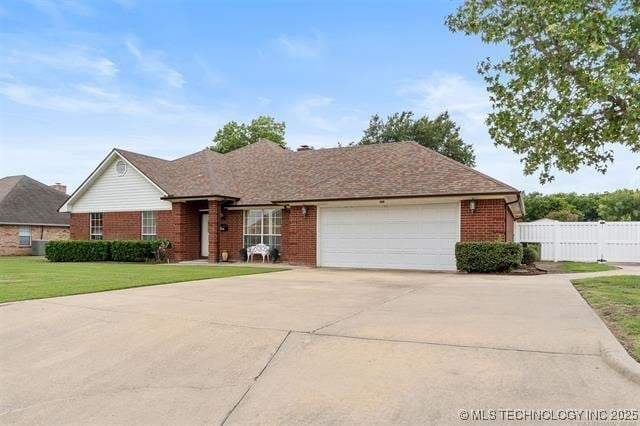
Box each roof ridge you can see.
[115,148,171,163]
[172,148,224,163]
[1,174,27,179]
[290,141,416,155]
[406,141,519,192]
[224,139,289,156]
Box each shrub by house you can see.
[455,242,523,273]
[45,240,169,262]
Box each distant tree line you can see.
[524,190,640,222]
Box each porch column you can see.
[208,200,220,262]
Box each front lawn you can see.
[0,256,286,303]
[538,261,619,273]
[572,275,640,362]
[560,261,619,273]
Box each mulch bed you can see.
[508,264,548,275]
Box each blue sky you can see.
[1,0,638,194]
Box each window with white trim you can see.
[18,226,31,247]
[90,213,103,240]
[244,209,281,250]
[141,211,157,240]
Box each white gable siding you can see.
[68,157,172,213]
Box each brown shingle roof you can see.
[116,140,518,205]
[0,175,70,226]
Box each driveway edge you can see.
[566,268,640,385]
[600,341,640,385]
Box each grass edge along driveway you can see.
[572,275,640,362]
[0,256,286,303]
[560,261,619,273]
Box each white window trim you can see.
[18,226,31,247]
[243,209,282,247]
[90,213,103,240]
[141,211,157,240]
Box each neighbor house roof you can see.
[115,140,520,206]
[0,175,70,226]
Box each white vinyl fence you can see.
[515,220,640,263]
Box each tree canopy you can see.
[523,189,640,221]
[210,116,286,153]
[355,111,476,166]
[446,0,640,183]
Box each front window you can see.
[141,211,157,240]
[90,213,103,240]
[244,209,281,250]
[18,226,31,246]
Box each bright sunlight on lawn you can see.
[0,256,286,303]
[573,275,640,362]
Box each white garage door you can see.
[318,203,460,271]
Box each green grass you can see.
[0,256,286,303]
[560,261,619,273]
[572,275,640,362]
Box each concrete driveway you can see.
[1,267,639,424]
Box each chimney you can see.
[50,183,67,194]
[297,145,313,152]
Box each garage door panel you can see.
[318,203,460,271]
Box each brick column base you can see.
[208,200,220,262]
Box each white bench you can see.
[247,243,270,263]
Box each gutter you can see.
[160,194,240,201]
[271,191,521,205]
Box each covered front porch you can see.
[167,198,313,265]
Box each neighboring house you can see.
[0,175,70,255]
[60,140,524,270]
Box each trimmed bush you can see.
[111,240,159,262]
[455,242,523,273]
[45,239,171,262]
[45,240,111,262]
[522,244,539,265]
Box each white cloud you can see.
[125,37,185,88]
[23,0,94,23]
[4,47,119,77]
[0,79,217,127]
[75,84,119,99]
[194,55,224,87]
[274,33,324,58]
[291,95,336,131]
[287,95,365,149]
[397,73,489,131]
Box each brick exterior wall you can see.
[460,199,509,242]
[281,206,317,266]
[0,224,69,255]
[220,209,243,262]
[69,206,203,262]
[66,199,513,265]
[70,212,148,240]
[70,213,90,239]
[103,211,141,240]
[208,200,220,262]
[168,202,205,262]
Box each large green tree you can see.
[211,116,286,153]
[356,111,476,166]
[446,0,640,183]
[523,189,639,221]
[598,189,640,220]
